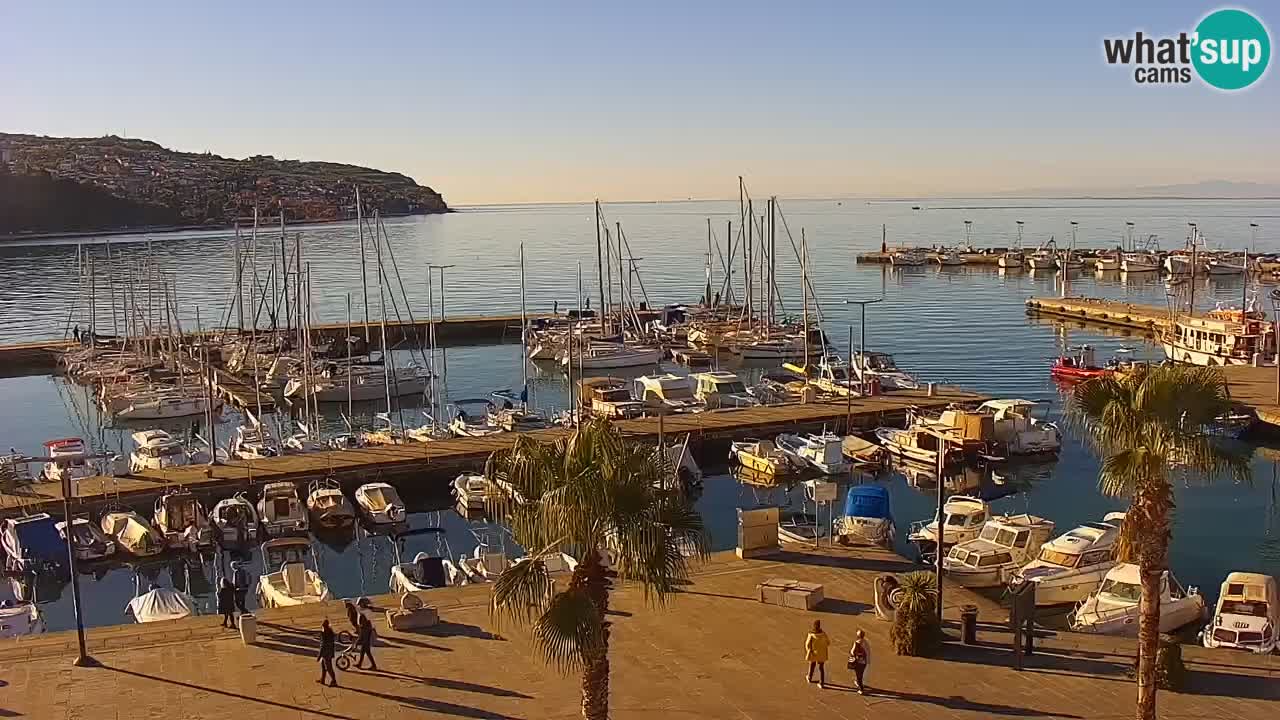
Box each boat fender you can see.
[400,592,424,611]
[873,574,900,621]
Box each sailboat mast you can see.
[356,187,371,344]
[705,218,713,306]
[769,197,776,326]
[234,222,244,332]
[802,229,810,369]
[280,202,290,335]
[595,200,606,334]
[745,198,753,322]
[519,243,529,408]
[374,213,395,436]
[346,294,354,422]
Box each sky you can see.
[2,1,1278,204]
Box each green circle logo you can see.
[1192,8,1271,90]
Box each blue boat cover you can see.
[13,515,66,564]
[843,485,891,520]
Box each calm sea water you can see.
[3,198,1280,632]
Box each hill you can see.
[0,133,448,235]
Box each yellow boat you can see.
[730,439,795,476]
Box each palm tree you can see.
[483,418,706,720]
[1069,365,1249,720]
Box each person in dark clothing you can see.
[217,578,237,629]
[355,612,377,670]
[230,561,250,613]
[318,619,338,686]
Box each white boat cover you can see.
[0,604,44,637]
[104,512,158,553]
[361,486,393,511]
[128,588,196,623]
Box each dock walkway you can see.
[1025,295,1171,334]
[2,545,1275,719]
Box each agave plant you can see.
[890,570,940,656]
[484,418,707,720]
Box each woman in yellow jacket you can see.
[804,620,830,688]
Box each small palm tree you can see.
[484,418,706,720]
[890,571,940,655]
[1069,365,1249,720]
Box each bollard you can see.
[960,604,979,645]
[927,382,937,397]
[239,612,257,644]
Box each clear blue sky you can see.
[2,1,1276,203]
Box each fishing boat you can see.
[851,352,917,390]
[633,374,702,413]
[1205,257,1247,275]
[935,249,967,267]
[942,514,1055,588]
[1202,572,1278,654]
[447,399,504,437]
[306,478,356,530]
[453,473,489,515]
[890,250,927,267]
[691,371,759,409]
[1161,306,1273,366]
[1025,247,1057,270]
[56,517,116,562]
[256,537,331,608]
[1050,345,1112,381]
[775,432,851,475]
[1,514,65,573]
[100,509,164,557]
[873,425,957,466]
[1071,563,1205,635]
[0,601,45,638]
[354,482,407,525]
[997,250,1024,269]
[778,510,826,544]
[1055,249,1083,270]
[578,377,645,419]
[907,495,989,560]
[835,485,894,546]
[127,583,197,623]
[209,493,259,547]
[562,344,663,371]
[229,424,280,460]
[841,434,887,469]
[38,438,96,484]
[257,481,308,537]
[129,430,195,473]
[1008,513,1126,606]
[388,528,462,594]
[1164,253,1194,275]
[729,438,795,476]
[153,488,214,549]
[974,399,1061,455]
[1120,252,1160,272]
[1094,250,1122,271]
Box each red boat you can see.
[1050,356,1112,382]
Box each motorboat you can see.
[453,473,489,515]
[1202,572,1278,654]
[127,583,197,623]
[153,489,214,549]
[1009,513,1126,605]
[307,478,356,530]
[1055,250,1083,270]
[634,374,702,413]
[935,249,967,267]
[810,355,860,397]
[448,399,504,437]
[129,430,195,473]
[458,542,511,584]
[100,509,165,557]
[388,528,462,594]
[256,537,331,608]
[851,351,917,390]
[907,495,989,560]
[578,377,645,419]
[487,394,551,432]
[562,344,663,371]
[1050,345,1113,382]
[1121,252,1160,272]
[841,435,886,469]
[691,371,759,409]
[1095,251,1122,271]
[729,333,807,360]
[115,392,211,421]
[1071,563,1205,635]
[975,399,1061,455]
[997,250,1024,269]
[209,493,259,547]
[1,514,66,573]
[284,361,430,402]
[0,601,45,638]
[56,517,116,562]
[775,432,851,475]
[283,429,327,454]
[1026,248,1057,270]
[873,425,958,466]
[39,438,96,484]
[1164,253,1194,275]
[354,482,407,525]
[229,424,280,461]
[729,438,796,477]
[778,510,826,544]
[1205,257,1246,275]
[942,514,1055,588]
[890,250,927,267]
[257,481,309,537]
[835,485,894,546]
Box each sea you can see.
[2,197,1279,633]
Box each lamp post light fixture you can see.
[843,297,884,395]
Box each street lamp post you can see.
[844,298,884,395]
[1270,289,1280,404]
[62,473,93,666]
[429,264,457,320]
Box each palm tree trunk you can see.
[1135,565,1162,720]
[1133,480,1171,720]
[579,550,612,720]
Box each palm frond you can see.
[490,552,556,626]
[531,586,605,674]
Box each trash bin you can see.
[960,604,979,645]
[239,612,257,644]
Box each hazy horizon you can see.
[4,2,1277,204]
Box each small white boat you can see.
[1121,252,1160,272]
[284,362,430,402]
[257,481,308,537]
[633,374,702,413]
[230,425,280,461]
[935,249,967,267]
[100,509,165,557]
[0,601,45,638]
[209,493,259,546]
[907,495,990,560]
[874,425,955,466]
[153,489,214,549]
[692,370,759,409]
[1009,513,1125,606]
[997,250,1024,269]
[1026,249,1057,270]
[1094,251,1122,271]
[448,399,504,437]
[256,537,331,608]
[834,485,895,546]
[778,510,826,544]
[1205,257,1246,276]
[890,250,927,267]
[458,545,510,583]
[388,528,462,594]
[729,438,796,477]
[1,514,66,573]
[774,433,851,475]
[1071,563,1205,636]
[851,351,917,390]
[1202,572,1278,654]
[453,473,489,515]
[841,434,887,469]
[56,517,116,562]
[129,430,195,473]
[975,399,1061,456]
[127,584,197,623]
[943,514,1055,588]
[116,393,210,421]
[307,478,356,530]
[354,482,406,525]
[562,344,663,371]
[39,438,96,484]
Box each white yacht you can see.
[130,430,194,473]
[230,424,280,461]
[354,482,406,525]
[307,478,356,530]
[775,432,851,475]
[633,374,702,413]
[153,489,214,549]
[907,495,989,560]
[561,344,663,371]
[851,352,917,390]
[458,544,511,583]
[56,517,116,562]
[1055,250,1083,270]
[975,399,1061,456]
[942,514,1055,588]
[730,334,807,360]
[115,392,211,421]
[1202,572,1278,654]
[209,493,259,546]
[691,371,758,409]
[1009,513,1125,605]
[0,602,45,638]
[810,355,860,397]
[388,528,462,594]
[256,538,331,608]
[100,509,164,557]
[1071,563,1205,636]
[39,438,97,484]
[257,481,308,537]
[1121,252,1160,272]
[284,362,430,402]
[1,514,65,572]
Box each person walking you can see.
[804,620,830,689]
[217,578,237,629]
[231,560,250,613]
[848,629,872,695]
[318,619,338,687]
[355,611,378,671]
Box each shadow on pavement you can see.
[348,686,523,720]
[866,687,1083,718]
[101,665,359,720]
[347,668,533,698]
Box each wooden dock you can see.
[1025,296,1170,335]
[1221,365,1280,428]
[0,385,984,518]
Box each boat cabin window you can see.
[1100,578,1142,602]
[599,389,631,402]
[979,525,1000,542]
[1037,548,1080,568]
[978,552,1012,567]
[716,380,748,394]
[140,444,183,459]
[272,498,292,516]
[658,385,694,401]
[826,367,848,381]
[1081,550,1112,566]
[945,514,969,527]
[1221,599,1269,617]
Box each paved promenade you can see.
[1,546,1277,719]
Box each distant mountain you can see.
[986,180,1280,199]
[0,133,448,236]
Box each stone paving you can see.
[1,546,1277,719]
